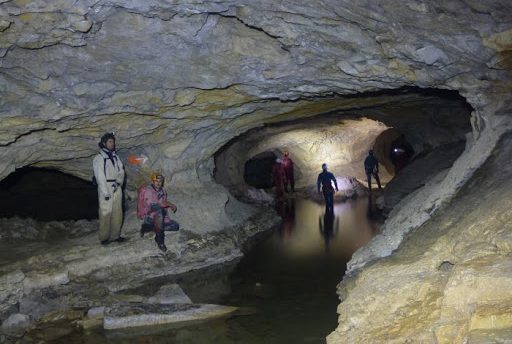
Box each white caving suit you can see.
[93,149,125,242]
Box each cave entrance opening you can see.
[0,167,98,221]
[0,167,99,267]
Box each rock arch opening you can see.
[372,128,415,176]
[0,167,98,221]
[214,87,472,206]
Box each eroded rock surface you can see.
[0,1,512,343]
[0,204,278,339]
[328,132,512,343]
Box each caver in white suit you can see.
[93,132,125,245]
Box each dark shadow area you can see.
[243,151,277,188]
[0,167,98,221]
[373,128,415,175]
[262,86,473,129]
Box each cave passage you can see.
[214,87,472,203]
[0,167,98,221]
[46,196,380,343]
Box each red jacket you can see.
[282,157,294,177]
[137,184,170,220]
[272,163,286,185]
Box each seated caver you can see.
[137,173,179,252]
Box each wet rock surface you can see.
[381,141,466,213]
[0,204,279,341]
[0,218,97,241]
[103,303,238,329]
[328,132,512,343]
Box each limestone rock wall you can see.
[328,132,512,344]
[1,0,509,184]
[0,1,512,340]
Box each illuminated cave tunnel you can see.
[215,88,472,203]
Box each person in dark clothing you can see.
[137,173,180,252]
[317,163,338,212]
[364,150,382,192]
[282,151,295,192]
[390,134,414,174]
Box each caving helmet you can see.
[99,132,116,149]
[151,172,165,183]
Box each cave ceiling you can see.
[0,0,511,185]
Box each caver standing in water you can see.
[364,149,382,192]
[137,173,180,252]
[281,151,295,192]
[93,132,126,245]
[317,163,338,212]
[389,134,414,174]
[272,158,286,199]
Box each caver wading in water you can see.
[137,173,180,252]
[93,132,126,245]
[363,149,383,192]
[317,163,338,213]
[281,151,295,193]
[272,158,286,199]
[389,134,414,174]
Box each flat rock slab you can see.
[103,303,238,330]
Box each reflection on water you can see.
[49,197,381,344]
[273,198,380,260]
[319,210,338,251]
